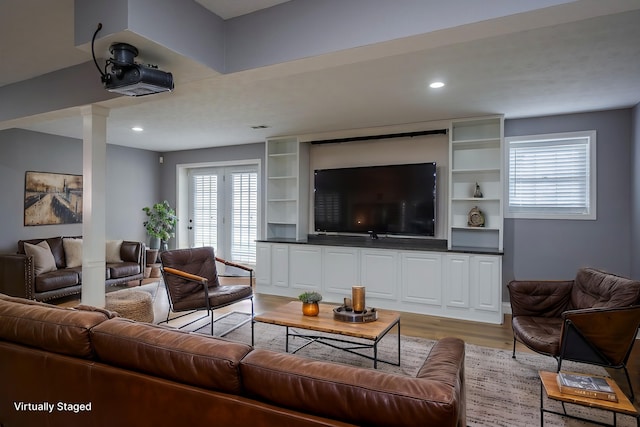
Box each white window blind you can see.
[231,172,258,264]
[192,174,218,248]
[506,131,596,219]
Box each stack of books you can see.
[556,372,618,402]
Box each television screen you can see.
[314,163,436,237]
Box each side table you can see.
[145,249,160,278]
[539,371,639,426]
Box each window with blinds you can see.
[506,130,596,220]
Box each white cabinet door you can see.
[255,242,271,286]
[271,244,289,287]
[289,245,322,291]
[360,249,398,300]
[401,252,442,306]
[323,246,359,294]
[471,255,502,312]
[443,254,470,308]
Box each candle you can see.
[352,286,366,313]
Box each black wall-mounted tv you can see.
[314,162,436,237]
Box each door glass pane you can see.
[192,174,218,249]
[231,172,257,263]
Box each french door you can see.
[188,165,258,264]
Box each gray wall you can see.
[0,129,160,253]
[503,109,633,293]
[632,103,640,278]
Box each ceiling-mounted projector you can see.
[91,23,174,97]
[101,43,174,97]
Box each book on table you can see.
[556,372,618,402]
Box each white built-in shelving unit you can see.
[265,137,309,241]
[448,116,504,252]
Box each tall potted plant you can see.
[142,201,178,252]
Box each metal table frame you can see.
[284,318,401,369]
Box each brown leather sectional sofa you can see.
[0,293,466,427]
[0,236,145,301]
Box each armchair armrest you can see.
[162,267,207,284]
[215,257,253,273]
[0,253,34,299]
[507,280,573,317]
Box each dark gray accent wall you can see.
[632,103,640,278]
[503,109,633,295]
[0,129,160,253]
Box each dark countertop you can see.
[257,235,503,255]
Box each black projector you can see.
[103,43,174,97]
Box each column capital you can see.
[80,104,110,118]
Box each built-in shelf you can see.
[448,116,504,252]
[265,137,309,241]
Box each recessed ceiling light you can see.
[131,126,144,132]
[429,82,445,89]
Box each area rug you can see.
[192,313,635,427]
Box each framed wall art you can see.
[24,171,83,226]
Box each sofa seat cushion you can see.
[107,262,141,279]
[511,316,563,356]
[34,269,79,293]
[0,293,109,358]
[241,348,462,427]
[570,268,640,309]
[91,318,252,394]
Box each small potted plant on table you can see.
[298,291,323,316]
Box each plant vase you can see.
[302,302,319,317]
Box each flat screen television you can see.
[314,162,436,237]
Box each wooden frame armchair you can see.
[159,246,254,345]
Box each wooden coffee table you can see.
[539,371,639,426]
[254,301,400,369]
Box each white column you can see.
[80,105,109,307]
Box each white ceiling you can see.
[2,0,640,152]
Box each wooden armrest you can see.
[162,267,208,284]
[215,257,254,272]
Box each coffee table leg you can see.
[285,326,289,352]
[397,320,401,366]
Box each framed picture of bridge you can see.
[24,171,83,226]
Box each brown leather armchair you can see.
[160,246,254,344]
[508,268,640,398]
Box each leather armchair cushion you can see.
[91,318,252,394]
[0,293,109,358]
[508,280,573,318]
[570,268,640,309]
[511,316,563,356]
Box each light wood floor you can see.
[59,278,639,405]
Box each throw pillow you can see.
[63,238,83,268]
[106,240,123,263]
[24,241,58,276]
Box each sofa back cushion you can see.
[19,237,66,268]
[241,348,463,427]
[571,268,640,309]
[0,294,110,358]
[90,318,251,394]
